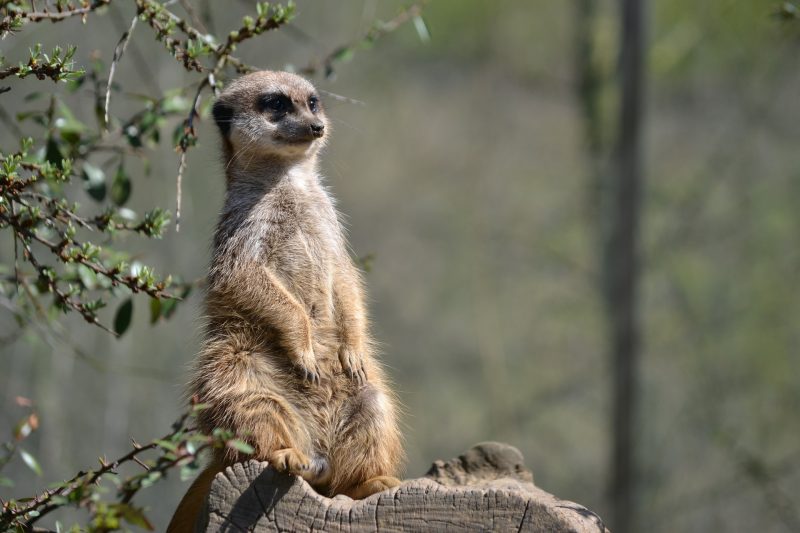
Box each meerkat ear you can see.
[212,100,234,138]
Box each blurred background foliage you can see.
[1,1,799,531]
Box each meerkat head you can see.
[212,71,329,165]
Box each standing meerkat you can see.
[167,71,403,532]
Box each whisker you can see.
[225,135,260,171]
[320,90,366,106]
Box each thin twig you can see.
[301,0,429,78]
[1,208,176,300]
[11,202,19,294]
[175,152,187,232]
[104,13,139,131]
[108,2,159,92]
[175,76,209,231]
[179,0,207,33]
[20,0,113,22]
[8,410,207,528]
[319,89,366,106]
[16,236,118,335]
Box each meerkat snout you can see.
[310,122,325,137]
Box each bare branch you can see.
[104,13,139,130]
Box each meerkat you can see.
[167,71,403,532]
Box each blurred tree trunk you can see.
[574,1,646,532]
[607,1,646,532]
[574,0,604,219]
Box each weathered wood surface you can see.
[198,442,608,532]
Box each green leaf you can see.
[77,264,97,290]
[111,165,132,206]
[0,476,13,487]
[154,439,177,452]
[180,462,200,481]
[160,297,178,319]
[227,439,254,455]
[139,470,162,488]
[45,137,63,168]
[19,448,43,476]
[67,74,87,92]
[56,104,86,144]
[330,46,354,64]
[113,298,133,336]
[149,298,161,324]
[82,163,106,202]
[162,94,190,114]
[117,503,154,531]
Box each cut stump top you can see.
[198,442,609,532]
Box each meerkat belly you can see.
[270,228,338,350]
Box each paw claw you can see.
[339,346,368,384]
[294,348,321,386]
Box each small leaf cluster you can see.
[135,0,295,73]
[0,1,113,38]
[225,2,296,55]
[0,397,40,490]
[0,43,82,84]
[0,137,183,334]
[0,402,253,532]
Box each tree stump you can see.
[197,442,609,532]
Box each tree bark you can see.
[607,1,646,532]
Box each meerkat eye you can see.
[258,93,291,114]
[308,95,319,113]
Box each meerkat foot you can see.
[338,345,367,384]
[268,447,312,476]
[343,476,401,499]
[292,348,321,385]
[268,449,331,486]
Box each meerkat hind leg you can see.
[327,383,403,497]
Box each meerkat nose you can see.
[310,122,325,137]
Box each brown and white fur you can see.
[167,71,403,532]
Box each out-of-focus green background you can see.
[2,1,799,531]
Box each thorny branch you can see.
[0,0,113,36]
[0,404,251,531]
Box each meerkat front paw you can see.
[268,447,312,476]
[292,347,321,385]
[338,345,367,384]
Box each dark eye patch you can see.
[212,100,234,137]
[258,93,292,114]
[308,95,319,113]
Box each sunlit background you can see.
[1,1,799,531]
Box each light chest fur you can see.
[211,171,345,329]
